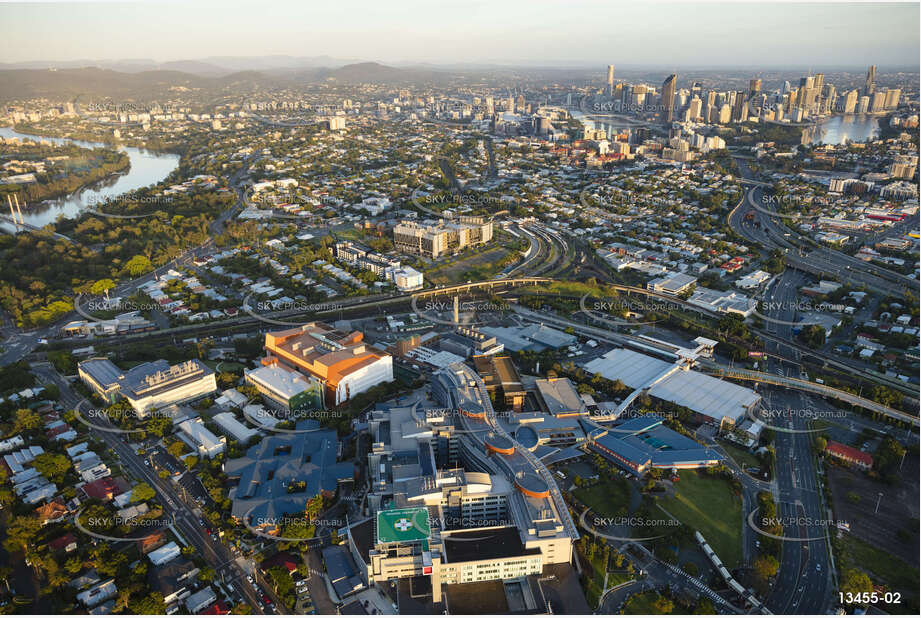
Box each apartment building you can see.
[393,217,494,258]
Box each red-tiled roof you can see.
[261,550,299,574]
[826,441,873,467]
[81,476,121,500]
[200,600,231,615]
[49,532,77,550]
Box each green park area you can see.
[718,440,763,471]
[573,476,632,519]
[657,470,742,568]
[623,590,679,614]
[837,534,919,610]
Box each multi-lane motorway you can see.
[729,157,916,298]
[756,270,833,614]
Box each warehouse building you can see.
[584,348,760,429]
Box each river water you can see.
[0,126,180,229]
[805,114,881,145]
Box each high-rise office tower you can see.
[631,84,648,108]
[884,88,901,110]
[865,65,876,96]
[691,82,702,98]
[839,89,858,113]
[687,97,702,121]
[732,91,748,122]
[661,74,677,122]
[821,85,836,114]
[870,91,886,113]
[607,65,615,96]
[813,73,824,92]
[749,78,762,98]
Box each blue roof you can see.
[593,433,652,465]
[321,545,363,599]
[226,424,353,522]
[590,414,723,470]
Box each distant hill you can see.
[0,61,459,102]
[293,61,455,84]
[0,67,280,102]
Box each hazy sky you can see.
[1,1,918,68]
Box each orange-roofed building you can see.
[263,322,393,406]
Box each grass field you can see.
[657,470,743,568]
[425,245,515,285]
[573,477,631,519]
[623,591,677,614]
[718,440,762,471]
[837,534,920,604]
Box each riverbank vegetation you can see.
[0,139,130,204]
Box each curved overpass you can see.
[510,304,917,424]
[699,363,918,427]
[555,283,917,398]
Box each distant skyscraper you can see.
[813,73,824,92]
[688,97,702,121]
[870,91,886,113]
[839,89,858,114]
[749,78,762,97]
[661,74,677,122]
[865,65,877,96]
[822,84,836,114]
[607,65,615,96]
[732,91,748,122]
[884,88,901,110]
